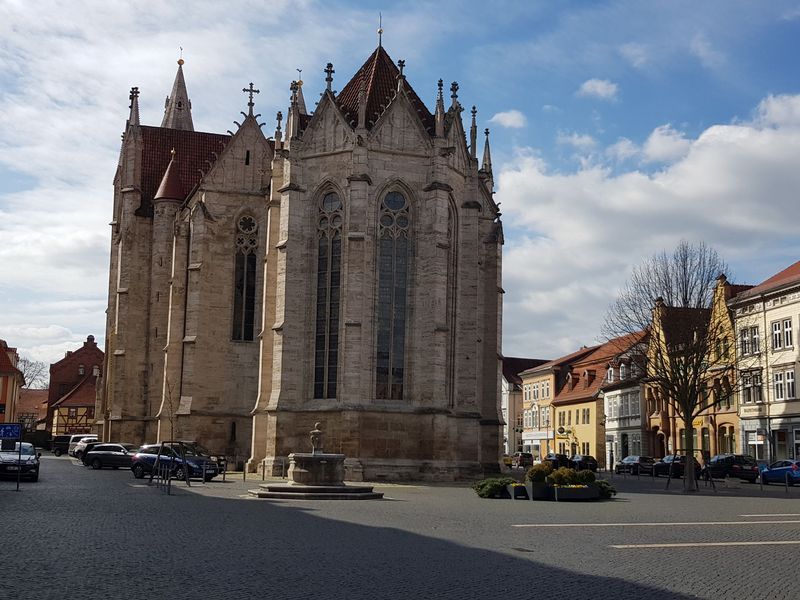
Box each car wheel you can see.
[132,464,145,479]
[174,466,187,481]
[54,448,62,457]
[30,473,39,482]
[75,451,83,460]
[91,458,102,470]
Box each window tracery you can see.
[314,192,342,399]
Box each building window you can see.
[740,329,749,355]
[607,367,614,382]
[78,364,85,376]
[68,408,77,418]
[784,318,793,348]
[774,371,785,400]
[0,404,5,415]
[788,370,796,399]
[773,321,783,350]
[376,191,411,400]
[544,381,550,398]
[751,327,760,353]
[582,442,590,455]
[619,364,627,380]
[314,192,343,399]
[232,215,258,341]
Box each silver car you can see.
[0,442,41,481]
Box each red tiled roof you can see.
[733,260,800,301]
[17,389,48,417]
[552,332,647,406]
[137,126,229,215]
[154,154,183,201]
[52,375,97,408]
[336,46,435,133]
[520,345,600,377]
[502,357,549,386]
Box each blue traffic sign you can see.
[0,423,22,439]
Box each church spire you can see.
[154,149,183,202]
[434,79,445,137]
[127,86,140,127]
[161,58,194,131]
[469,106,477,160]
[481,128,493,175]
[294,70,309,115]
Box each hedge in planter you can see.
[472,477,515,498]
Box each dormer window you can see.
[78,364,85,376]
[619,363,627,380]
[607,367,614,382]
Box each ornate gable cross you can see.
[242,82,260,116]
[324,63,335,91]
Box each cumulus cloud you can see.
[556,131,597,151]
[642,124,691,163]
[499,94,800,356]
[576,78,618,101]
[605,137,639,162]
[489,110,527,129]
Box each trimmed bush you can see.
[472,477,516,498]
[546,467,579,486]
[596,479,617,499]
[526,463,553,483]
[576,469,596,484]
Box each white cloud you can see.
[619,42,648,68]
[499,94,800,356]
[605,137,639,162]
[642,124,691,163]
[690,33,725,69]
[576,78,618,101]
[489,109,527,128]
[556,131,597,151]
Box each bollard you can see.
[261,460,266,481]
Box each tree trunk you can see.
[682,417,698,492]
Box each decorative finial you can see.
[324,62,334,92]
[378,12,383,46]
[296,68,303,87]
[275,110,283,142]
[397,59,405,77]
[178,46,184,66]
[129,86,140,103]
[437,79,444,101]
[450,81,459,106]
[485,127,490,137]
[242,82,260,116]
[471,105,477,120]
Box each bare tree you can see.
[18,357,49,389]
[604,241,736,492]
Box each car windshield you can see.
[0,444,35,456]
[122,444,139,452]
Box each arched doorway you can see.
[653,428,665,458]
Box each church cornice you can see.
[277,182,305,193]
[423,181,453,192]
[347,173,373,185]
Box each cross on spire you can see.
[450,81,459,106]
[242,82,260,116]
[324,62,334,91]
[397,59,405,77]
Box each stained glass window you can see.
[376,191,410,400]
[314,192,343,399]
[232,214,258,341]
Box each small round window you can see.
[321,192,342,212]
[238,215,256,233]
[384,191,406,211]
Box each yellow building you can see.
[0,339,24,423]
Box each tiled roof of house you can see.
[502,357,549,386]
[17,388,48,417]
[519,345,600,377]
[552,332,647,406]
[0,340,22,379]
[137,126,230,214]
[336,45,435,133]
[732,260,800,301]
[52,375,97,408]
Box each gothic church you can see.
[99,43,504,480]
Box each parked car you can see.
[615,455,655,475]
[653,455,701,478]
[700,453,760,483]
[570,454,598,472]
[543,453,570,469]
[68,434,97,457]
[511,452,534,468]
[0,442,41,481]
[84,443,141,470]
[51,434,74,457]
[71,436,100,460]
[759,460,800,485]
[131,443,219,481]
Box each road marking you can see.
[611,541,800,549]
[513,520,800,528]
[740,513,800,517]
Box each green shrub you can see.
[472,476,515,498]
[576,469,596,484]
[546,467,579,486]
[596,479,617,499]
[526,463,553,483]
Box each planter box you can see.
[506,484,529,500]
[553,483,599,501]
[526,481,553,500]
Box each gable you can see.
[201,118,272,193]
[445,113,471,176]
[300,94,355,155]
[369,91,431,154]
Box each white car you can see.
[0,442,41,481]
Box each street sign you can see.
[0,423,22,439]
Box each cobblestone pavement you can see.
[2,457,799,600]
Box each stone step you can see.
[259,483,377,494]
[248,488,383,500]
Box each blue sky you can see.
[1,0,799,364]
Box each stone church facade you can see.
[99,44,504,480]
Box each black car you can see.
[615,455,655,475]
[543,453,570,469]
[131,443,219,481]
[570,454,598,472]
[51,434,73,457]
[700,454,760,483]
[653,455,701,478]
[84,443,140,470]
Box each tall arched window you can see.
[376,190,411,400]
[232,214,258,341]
[314,192,342,399]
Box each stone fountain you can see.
[250,423,383,500]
